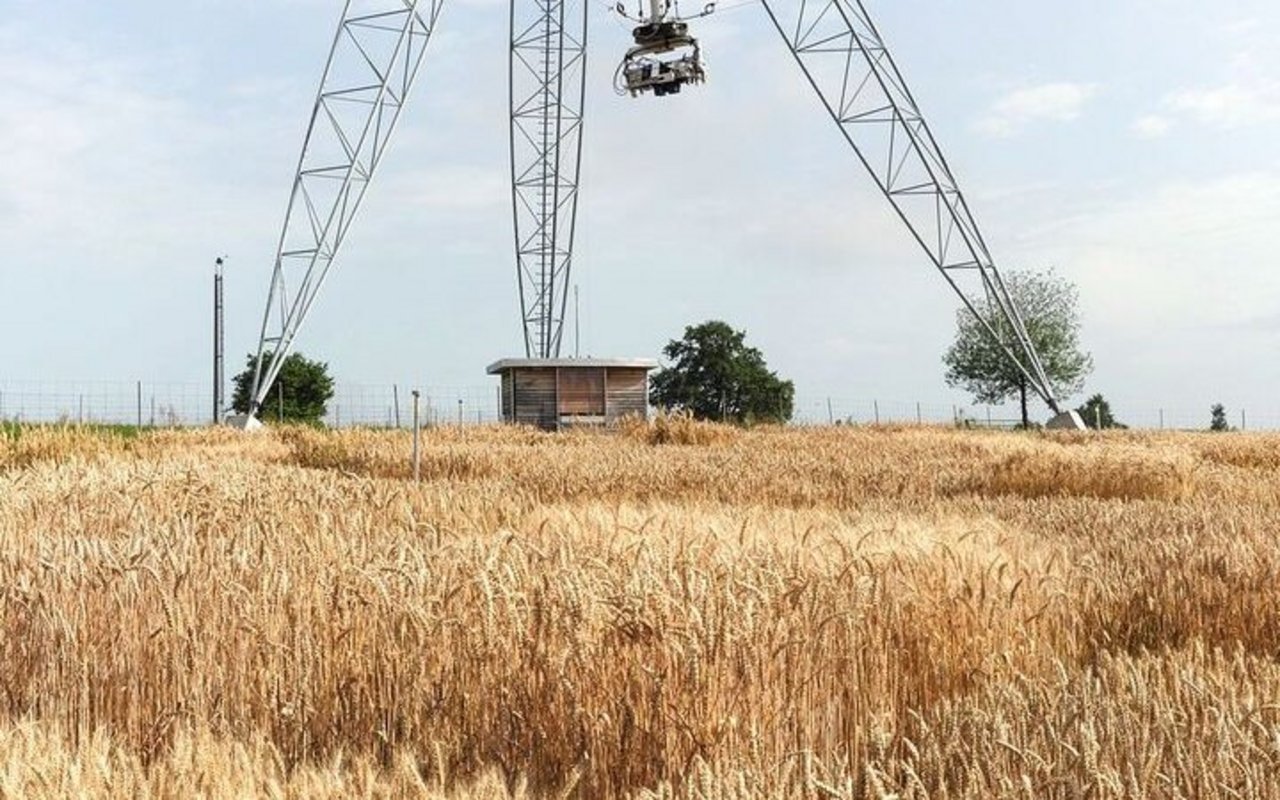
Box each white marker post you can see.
[411,390,421,483]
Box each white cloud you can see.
[1011,171,1280,332]
[1131,114,1173,139]
[1167,82,1280,128]
[975,82,1099,138]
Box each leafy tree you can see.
[650,320,794,424]
[943,269,1092,428]
[1210,403,1230,432]
[1076,393,1125,430]
[231,351,335,425]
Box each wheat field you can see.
[1,420,1278,798]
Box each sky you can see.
[1,0,1277,424]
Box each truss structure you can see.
[249,0,444,412]
[509,0,588,358]
[760,0,1061,410]
[246,0,1070,420]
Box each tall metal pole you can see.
[214,257,226,425]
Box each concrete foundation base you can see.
[1046,410,1087,431]
[225,414,264,432]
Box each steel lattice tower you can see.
[245,0,1075,421]
[509,0,587,358]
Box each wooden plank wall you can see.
[605,368,648,423]
[501,367,650,430]
[513,368,557,429]
[501,371,514,421]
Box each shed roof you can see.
[486,357,659,375]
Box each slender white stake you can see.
[412,390,421,483]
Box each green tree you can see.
[1210,403,1230,432]
[1076,393,1125,430]
[650,320,794,424]
[943,269,1093,428]
[231,351,335,425]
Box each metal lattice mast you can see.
[509,0,588,358]
[760,0,1062,411]
[249,0,445,412]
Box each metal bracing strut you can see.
[509,0,588,358]
[759,0,1063,412]
[249,0,445,413]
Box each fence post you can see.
[457,399,464,426]
[916,401,922,425]
[78,395,84,426]
[986,406,992,427]
[393,384,402,429]
[1159,409,1164,430]
[1241,409,1247,431]
[873,400,880,425]
[827,397,834,425]
[1095,405,1102,431]
[137,382,143,428]
[412,390,421,482]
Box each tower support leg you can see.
[759,0,1066,415]
[248,0,446,416]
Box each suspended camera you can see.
[614,1,714,97]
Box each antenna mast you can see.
[214,257,226,425]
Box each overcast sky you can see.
[1,0,1277,423]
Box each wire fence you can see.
[0,381,507,429]
[0,379,1277,432]
[788,397,1280,431]
[323,384,505,428]
[0,381,209,428]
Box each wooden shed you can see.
[487,358,658,431]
